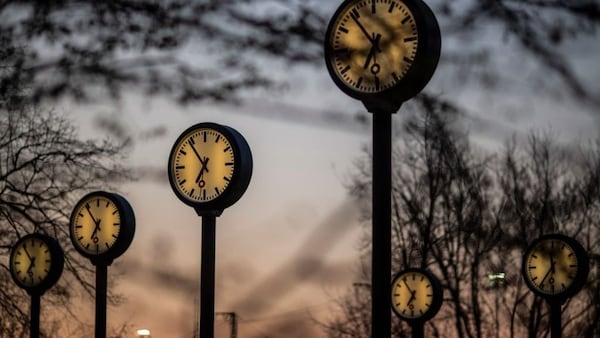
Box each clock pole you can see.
[410,322,424,338]
[368,103,397,338]
[30,293,40,338]
[198,212,218,338]
[549,300,562,338]
[95,262,109,338]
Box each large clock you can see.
[522,234,589,301]
[70,191,135,263]
[168,122,252,214]
[324,0,441,106]
[391,268,443,322]
[10,234,64,295]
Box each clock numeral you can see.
[223,176,231,182]
[215,135,221,143]
[112,234,118,239]
[225,162,234,166]
[338,26,349,34]
[203,189,207,200]
[190,188,195,197]
[112,209,118,215]
[401,16,411,24]
[179,179,187,185]
[188,138,195,146]
[96,199,100,207]
[340,65,351,75]
[223,146,231,153]
[371,0,376,14]
[215,187,220,195]
[203,132,207,143]
[179,150,187,156]
[176,165,185,170]
[113,223,120,226]
[528,266,536,269]
[388,2,396,13]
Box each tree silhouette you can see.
[0,103,129,336]
[325,102,600,337]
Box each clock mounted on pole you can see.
[168,122,252,338]
[324,0,441,336]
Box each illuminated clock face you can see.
[326,0,419,93]
[71,194,121,255]
[392,270,439,320]
[10,237,53,288]
[524,238,579,296]
[170,127,235,203]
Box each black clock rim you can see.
[69,191,136,263]
[324,0,441,106]
[167,122,253,214]
[9,233,64,295]
[391,267,443,322]
[521,233,590,301]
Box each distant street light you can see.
[487,272,507,338]
[136,328,151,337]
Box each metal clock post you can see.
[168,122,252,338]
[9,234,64,338]
[324,0,441,336]
[69,191,136,338]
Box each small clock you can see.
[10,234,64,295]
[168,122,252,215]
[391,268,443,322]
[70,191,135,264]
[324,0,441,106]
[522,234,589,300]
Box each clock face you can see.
[392,269,442,321]
[327,0,418,94]
[170,127,235,203]
[10,234,64,293]
[71,194,122,255]
[524,239,579,295]
[11,237,52,288]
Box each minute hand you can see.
[351,15,380,50]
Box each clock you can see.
[70,191,135,263]
[522,234,589,300]
[391,268,443,322]
[168,122,253,214]
[10,234,64,295]
[324,0,441,106]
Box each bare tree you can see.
[0,102,129,336]
[325,102,600,337]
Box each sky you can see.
[53,2,600,338]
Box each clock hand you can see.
[189,142,203,162]
[539,254,556,288]
[195,157,210,183]
[351,15,381,51]
[85,204,99,225]
[363,33,382,69]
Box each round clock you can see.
[324,0,441,106]
[10,234,64,295]
[522,234,589,300]
[168,122,253,214]
[70,191,135,263]
[391,268,443,322]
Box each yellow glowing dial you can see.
[392,270,435,319]
[10,234,64,293]
[524,238,579,295]
[71,194,121,255]
[327,0,418,93]
[11,237,53,287]
[170,127,235,203]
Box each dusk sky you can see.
[48,1,600,337]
